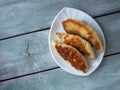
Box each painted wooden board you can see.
[0,0,120,39]
[0,30,58,80]
[0,54,120,90]
[0,13,120,80]
[95,13,120,55]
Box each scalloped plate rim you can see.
[49,7,106,76]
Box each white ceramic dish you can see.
[49,7,106,76]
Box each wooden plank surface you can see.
[0,0,120,39]
[0,30,57,80]
[0,13,120,80]
[0,54,120,90]
[95,13,120,55]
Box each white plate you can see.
[49,7,106,76]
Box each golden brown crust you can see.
[56,32,95,59]
[52,40,88,73]
[62,19,103,52]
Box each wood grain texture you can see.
[0,30,58,80]
[0,13,120,80]
[95,13,120,55]
[0,54,120,90]
[0,0,120,39]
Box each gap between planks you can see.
[0,52,120,83]
[0,10,120,41]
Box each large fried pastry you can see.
[62,19,103,52]
[52,40,88,73]
[56,32,95,59]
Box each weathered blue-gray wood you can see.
[0,54,120,90]
[0,13,120,80]
[0,0,120,39]
[96,13,120,55]
[0,30,57,80]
